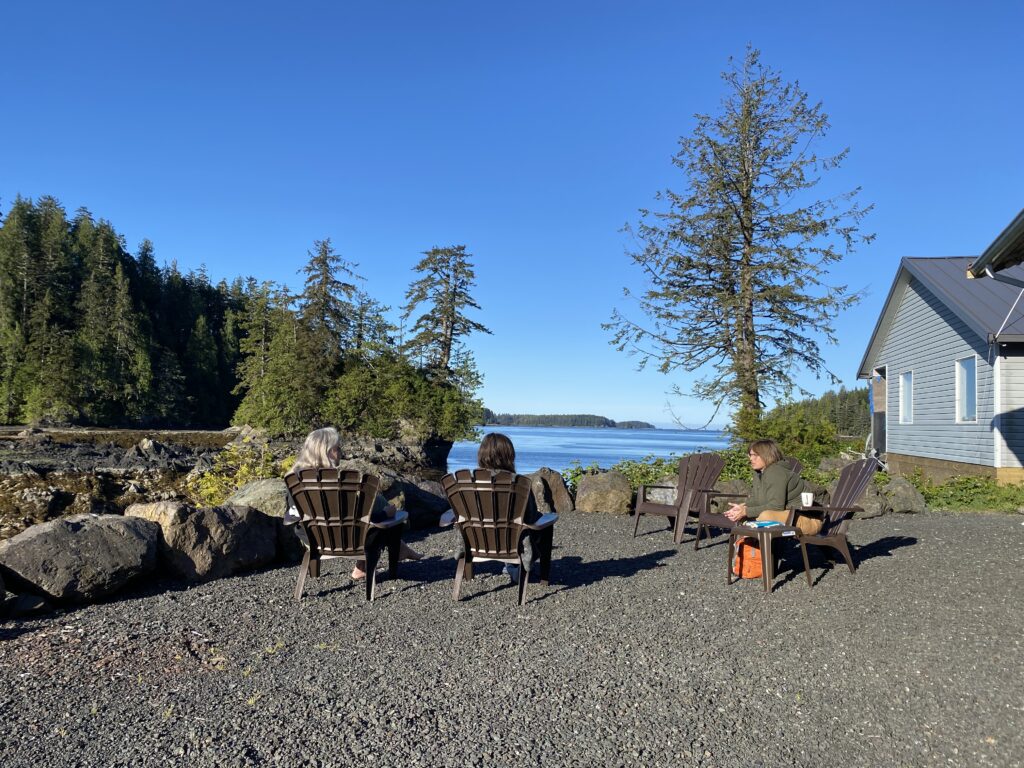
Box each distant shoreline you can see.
[480,411,656,429]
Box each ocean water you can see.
[447,425,729,475]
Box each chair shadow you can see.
[525,549,678,603]
[774,534,919,588]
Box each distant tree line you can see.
[482,410,654,429]
[0,196,486,441]
[764,386,870,438]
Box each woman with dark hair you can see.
[471,432,553,582]
[723,439,821,535]
[287,427,421,581]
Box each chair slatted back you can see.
[284,468,380,558]
[441,469,532,559]
[822,458,879,536]
[676,453,727,514]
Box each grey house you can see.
[858,212,1024,482]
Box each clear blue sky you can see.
[3,1,1022,427]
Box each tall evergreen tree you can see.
[401,245,491,375]
[607,47,872,438]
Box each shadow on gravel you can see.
[526,549,678,602]
[773,534,919,588]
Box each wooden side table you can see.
[727,523,799,593]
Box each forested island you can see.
[481,410,655,429]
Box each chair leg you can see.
[465,562,474,581]
[836,539,857,574]
[694,523,704,551]
[387,534,401,579]
[452,555,466,600]
[672,514,684,545]
[365,547,382,602]
[727,534,736,585]
[308,559,320,578]
[294,550,311,601]
[801,542,812,587]
[538,535,552,586]
[633,510,643,538]
[517,560,528,606]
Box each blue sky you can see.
[2,1,1022,427]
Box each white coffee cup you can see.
[800,491,814,508]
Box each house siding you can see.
[999,346,1024,468]
[875,277,994,466]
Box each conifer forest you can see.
[0,196,485,440]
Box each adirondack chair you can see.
[284,468,408,602]
[441,469,558,606]
[788,458,880,586]
[694,457,803,550]
[633,453,726,545]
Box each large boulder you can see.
[0,514,159,603]
[826,478,888,519]
[126,502,277,582]
[226,478,289,517]
[883,477,928,514]
[226,478,303,561]
[576,471,632,514]
[528,468,575,513]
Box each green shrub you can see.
[905,471,1024,512]
[561,460,602,495]
[186,443,282,507]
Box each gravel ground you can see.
[2,510,1022,768]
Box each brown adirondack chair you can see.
[284,468,408,602]
[695,457,803,550]
[788,458,880,586]
[441,469,557,606]
[633,453,726,544]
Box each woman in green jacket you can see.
[723,439,821,535]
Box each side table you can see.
[727,523,799,593]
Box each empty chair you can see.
[633,453,726,544]
[790,458,880,586]
[441,469,557,606]
[285,468,408,602]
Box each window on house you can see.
[956,356,977,422]
[899,370,913,424]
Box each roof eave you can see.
[967,208,1024,278]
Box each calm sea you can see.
[447,425,729,474]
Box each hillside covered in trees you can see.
[482,410,655,429]
[0,196,485,441]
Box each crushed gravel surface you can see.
[2,510,1022,767]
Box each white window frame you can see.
[955,355,978,423]
[899,370,913,424]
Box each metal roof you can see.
[966,208,1024,278]
[857,256,1024,378]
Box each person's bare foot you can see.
[351,560,366,581]
[399,543,423,561]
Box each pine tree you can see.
[401,245,491,375]
[607,47,872,438]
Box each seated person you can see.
[449,432,554,582]
[723,439,822,535]
[286,427,421,581]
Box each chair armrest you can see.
[522,513,558,530]
[371,509,409,529]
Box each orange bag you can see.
[732,540,763,580]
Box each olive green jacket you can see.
[745,461,805,519]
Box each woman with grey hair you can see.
[288,427,421,580]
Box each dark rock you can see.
[0,513,159,603]
[576,471,632,514]
[528,468,574,513]
[884,477,928,514]
[4,590,53,617]
[827,478,888,518]
[125,502,277,582]
[225,478,303,562]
